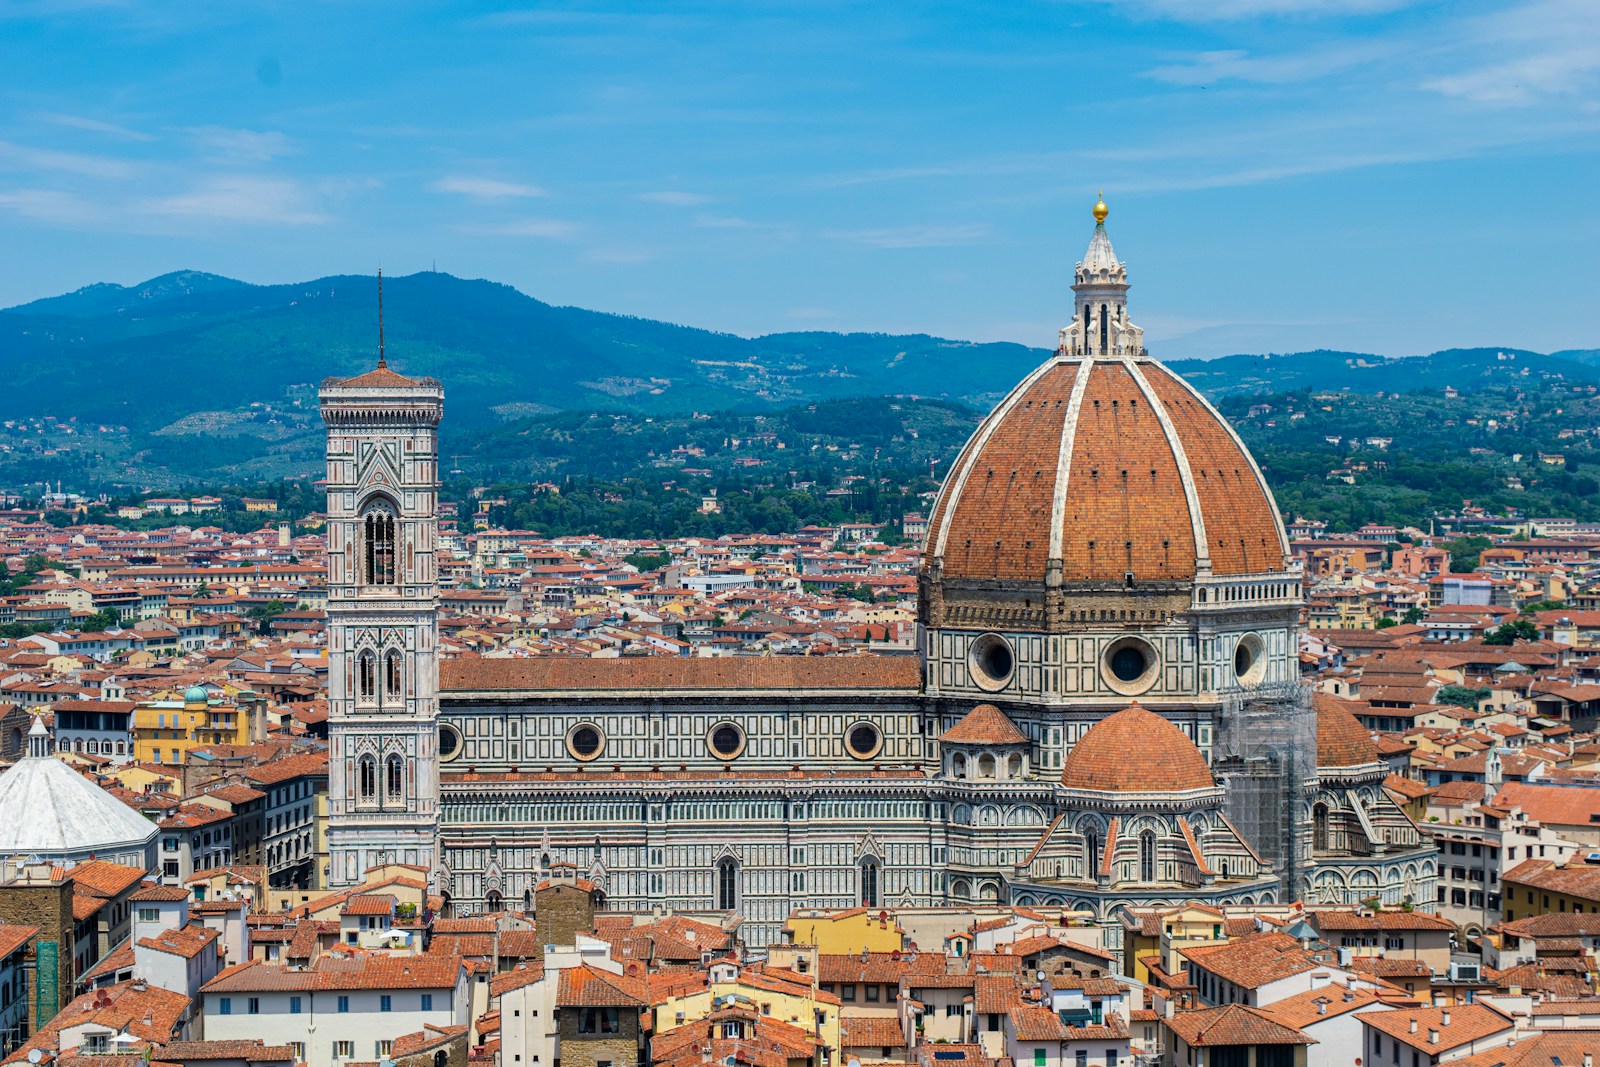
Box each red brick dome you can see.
[926,355,1288,585]
[1314,693,1379,768]
[1060,703,1215,793]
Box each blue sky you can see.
[1,1,1596,358]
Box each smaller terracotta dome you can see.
[940,704,1028,746]
[1061,703,1214,793]
[1314,693,1379,768]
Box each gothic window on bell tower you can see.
[358,755,377,802]
[358,651,378,705]
[386,754,404,803]
[362,499,398,586]
[385,649,404,702]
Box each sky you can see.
[1,0,1597,359]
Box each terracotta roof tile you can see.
[1315,695,1380,768]
[1360,1004,1513,1053]
[940,703,1028,746]
[1061,703,1214,793]
[1166,1004,1315,1047]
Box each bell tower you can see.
[320,288,444,888]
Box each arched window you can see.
[86,740,98,754]
[977,754,996,779]
[1140,830,1157,883]
[716,857,739,911]
[860,858,880,908]
[1006,753,1023,778]
[951,753,967,779]
[1099,303,1109,352]
[358,756,377,801]
[362,503,398,586]
[1313,804,1330,852]
[385,649,404,701]
[1085,829,1101,875]
[523,888,532,912]
[385,755,404,801]
[485,890,503,914]
[358,651,377,703]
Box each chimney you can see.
[1316,999,1328,1016]
[1429,1030,1440,1045]
[1442,1009,1451,1026]
[1582,1055,1591,1067]
[1410,1020,1419,1034]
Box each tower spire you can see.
[377,267,386,369]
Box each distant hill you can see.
[0,270,1593,485]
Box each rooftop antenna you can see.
[377,266,386,369]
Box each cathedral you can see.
[319,202,1436,946]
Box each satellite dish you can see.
[29,1049,43,1063]
[849,1060,862,1067]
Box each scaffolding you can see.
[1212,680,1317,902]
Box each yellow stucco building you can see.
[131,686,255,764]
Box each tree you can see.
[1483,619,1539,645]
[1402,606,1425,625]
[1375,617,1397,629]
[1437,684,1490,709]
[625,552,671,572]
[78,609,120,633]
[246,599,290,635]
[1447,536,1492,574]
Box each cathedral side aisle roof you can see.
[441,655,919,694]
[1313,692,1382,769]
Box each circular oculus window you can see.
[1102,636,1160,696]
[566,723,605,762]
[707,722,746,760]
[845,722,883,760]
[968,633,1016,692]
[438,722,464,762]
[1233,633,1267,687]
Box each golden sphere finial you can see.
[1093,191,1109,224]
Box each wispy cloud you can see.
[693,214,756,229]
[585,245,655,263]
[639,190,712,206]
[432,176,546,199]
[0,140,136,179]
[823,224,993,248]
[466,218,580,238]
[0,188,102,224]
[1114,0,1418,20]
[140,176,327,224]
[1420,0,1600,104]
[1144,40,1396,85]
[183,127,294,165]
[36,112,153,142]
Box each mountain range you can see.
[1,269,1595,485]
